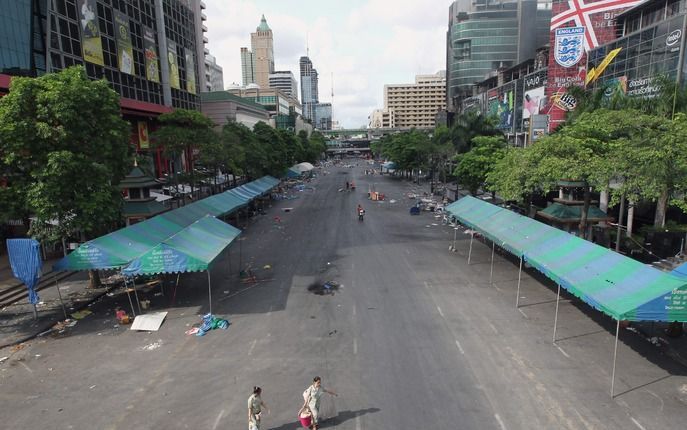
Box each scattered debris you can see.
[141,340,163,351]
[263,264,271,270]
[194,313,230,336]
[283,207,293,212]
[130,312,168,332]
[185,327,200,336]
[71,310,92,320]
[116,309,131,325]
[308,280,340,295]
[0,357,8,363]
[89,385,96,390]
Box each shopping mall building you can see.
[456,0,687,143]
[0,0,209,177]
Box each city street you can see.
[2,164,687,429]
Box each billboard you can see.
[487,83,515,132]
[185,48,196,94]
[114,11,134,75]
[78,0,104,66]
[522,69,548,122]
[143,27,160,83]
[167,42,180,90]
[545,0,643,131]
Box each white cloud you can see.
[204,0,450,127]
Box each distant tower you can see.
[251,14,275,89]
[299,56,319,121]
[240,47,255,86]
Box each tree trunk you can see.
[88,269,101,289]
[653,189,669,228]
[579,185,591,239]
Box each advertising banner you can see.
[167,42,180,90]
[78,0,104,66]
[487,83,515,132]
[185,48,196,94]
[143,27,160,83]
[522,70,548,122]
[114,11,134,75]
[138,121,150,149]
[545,0,643,132]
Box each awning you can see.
[446,196,687,322]
[122,216,240,276]
[54,176,278,271]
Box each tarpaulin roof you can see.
[446,196,687,322]
[291,162,314,172]
[122,216,240,276]
[53,176,279,271]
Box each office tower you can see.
[445,0,551,111]
[251,14,274,88]
[384,71,446,128]
[314,103,332,130]
[269,70,298,99]
[191,0,209,93]
[241,47,255,85]
[205,54,224,91]
[299,56,319,121]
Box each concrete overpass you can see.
[321,126,433,139]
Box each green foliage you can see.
[486,146,539,202]
[451,111,502,153]
[0,66,130,240]
[453,135,506,195]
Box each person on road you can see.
[357,204,365,221]
[248,386,268,430]
[345,181,349,190]
[301,376,337,429]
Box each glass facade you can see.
[0,0,46,76]
[589,14,686,93]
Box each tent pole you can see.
[54,273,68,320]
[452,227,457,251]
[207,270,213,314]
[611,319,620,398]
[132,278,142,315]
[467,233,474,265]
[489,241,495,284]
[553,284,561,343]
[516,256,523,308]
[125,287,136,317]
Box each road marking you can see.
[630,417,647,430]
[424,281,430,289]
[212,409,225,430]
[267,305,273,317]
[518,308,528,319]
[455,339,465,355]
[356,415,361,430]
[247,339,257,356]
[353,337,358,355]
[352,304,357,317]
[494,413,507,430]
[437,306,444,318]
[19,361,33,374]
[489,323,499,335]
[555,344,570,358]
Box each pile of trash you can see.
[185,313,230,336]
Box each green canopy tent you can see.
[446,196,687,396]
[122,215,241,314]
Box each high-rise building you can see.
[446,0,551,111]
[368,109,396,129]
[240,47,255,85]
[269,70,298,99]
[384,71,447,128]
[191,0,209,93]
[204,54,224,91]
[314,103,332,130]
[251,14,274,89]
[299,56,319,121]
[0,0,205,177]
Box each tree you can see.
[428,125,455,193]
[486,146,540,209]
[0,66,130,287]
[453,136,506,196]
[220,121,250,183]
[450,111,501,153]
[306,131,327,163]
[253,122,288,177]
[151,109,216,201]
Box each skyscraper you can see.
[251,14,274,88]
[299,56,319,121]
[240,47,255,85]
[445,0,551,111]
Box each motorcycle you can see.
[358,209,365,221]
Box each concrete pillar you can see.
[155,0,172,107]
[559,188,564,199]
[626,202,635,237]
[599,190,609,213]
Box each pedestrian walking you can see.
[301,376,337,429]
[248,386,269,430]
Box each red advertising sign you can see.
[544,0,643,131]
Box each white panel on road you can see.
[130,312,168,331]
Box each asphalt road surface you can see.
[2,164,687,429]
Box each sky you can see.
[204,0,450,128]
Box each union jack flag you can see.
[551,0,644,51]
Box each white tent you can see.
[291,162,315,173]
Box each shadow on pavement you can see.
[266,407,381,430]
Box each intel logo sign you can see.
[667,30,682,46]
